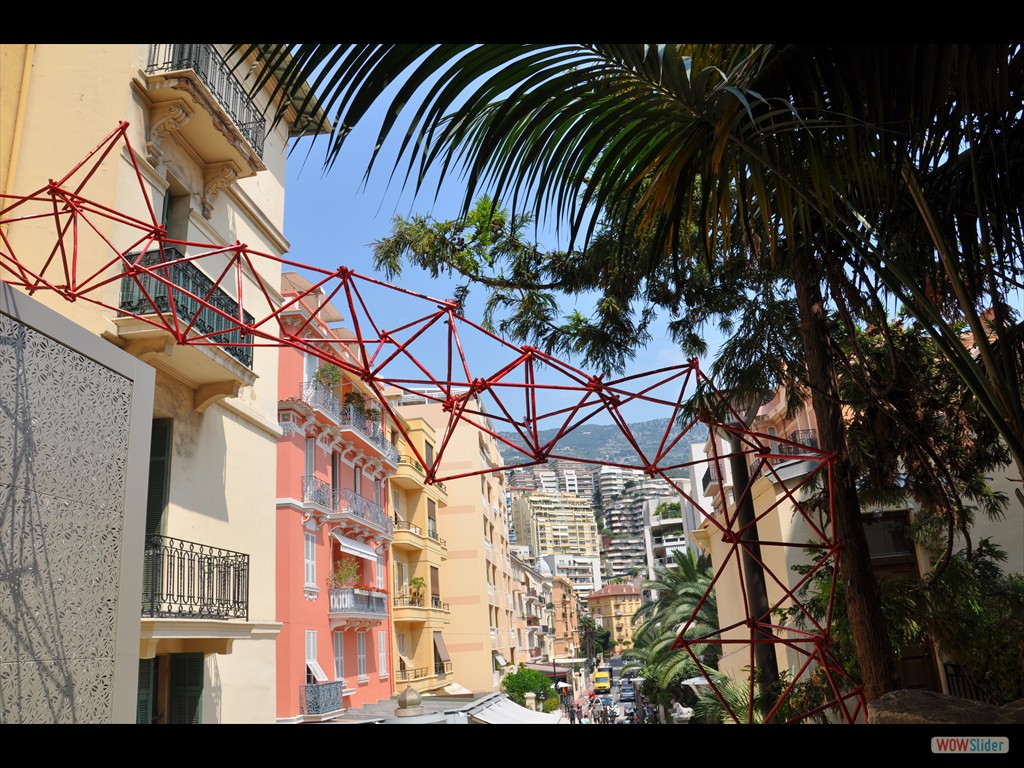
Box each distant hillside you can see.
[497,418,708,469]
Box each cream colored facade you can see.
[390,390,517,692]
[551,576,579,659]
[387,407,455,694]
[689,385,1024,699]
[1,44,320,722]
[511,490,600,559]
[586,583,642,653]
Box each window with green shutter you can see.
[137,657,156,724]
[169,652,204,724]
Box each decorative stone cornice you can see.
[147,100,192,165]
[202,162,239,219]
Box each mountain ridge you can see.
[496,417,709,468]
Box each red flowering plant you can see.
[354,583,388,595]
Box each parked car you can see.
[619,683,635,702]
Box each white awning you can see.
[330,531,378,562]
[470,695,562,725]
[493,652,508,667]
[306,660,328,682]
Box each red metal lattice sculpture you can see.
[0,122,866,723]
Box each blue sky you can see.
[280,109,712,427]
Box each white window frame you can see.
[378,630,388,677]
[357,632,367,679]
[306,630,327,682]
[354,463,362,495]
[333,632,345,681]
[376,554,385,589]
[304,530,316,587]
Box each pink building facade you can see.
[275,273,398,722]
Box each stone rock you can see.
[868,689,1024,725]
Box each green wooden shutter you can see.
[143,420,173,615]
[169,653,204,724]
[136,657,156,724]
[146,419,172,537]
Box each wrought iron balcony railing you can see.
[427,524,446,548]
[430,596,449,611]
[301,380,340,416]
[338,405,400,464]
[300,680,344,716]
[779,429,819,453]
[394,518,422,536]
[395,666,429,682]
[328,587,388,616]
[146,44,266,157]
[393,595,426,608]
[399,454,424,474]
[335,488,393,536]
[297,383,398,464]
[303,475,334,511]
[142,534,249,619]
[120,247,254,368]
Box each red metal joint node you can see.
[720,530,738,544]
[336,266,354,280]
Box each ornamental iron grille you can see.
[0,123,864,724]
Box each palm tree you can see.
[625,549,719,701]
[240,44,1024,701]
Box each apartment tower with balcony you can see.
[389,390,517,692]
[387,405,455,694]
[0,43,324,723]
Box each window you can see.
[354,463,361,495]
[391,487,401,517]
[357,632,367,678]
[425,440,434,468]
[169,652,203,724]
[333,632,345,681]
[306,630,327,684]
[378,630,388,676]
[304,531,316,587]
[395,561,407,595]
[305,437,315,478]
[374,478,381,505]
[376,554,385,589]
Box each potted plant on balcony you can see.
[327,556,360,590]
[314,362,344,390]
[409,576,426,606]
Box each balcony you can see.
[427,523,446,549]
[300,680,344,718]
[434,661,453,679]
[749,429,820,480]
[701,465,720,494]
[141,44,266,177]
[303,475,334,514]
[115,247,256,410]
[294,384,399,465]
[142,535,249,619]
[395,665,430,683]
[331,487,393,539]
[328,587,388,630]
[526,616,540,626]
[430,595,450,612]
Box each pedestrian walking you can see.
[568,704,576,724]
